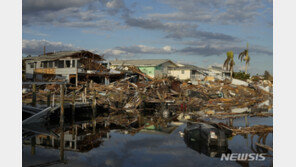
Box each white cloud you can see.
[152,0,272,25]
[163,45,172,52]
[103,44,176,57]
[104,49,127,56]
[22,39,80,55]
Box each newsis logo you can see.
[221,153,266,161]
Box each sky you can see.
[22,0,273,75]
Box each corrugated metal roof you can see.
[110,59,176,67]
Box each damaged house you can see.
[207,65,231,80]
[168,64,208,81]
[109,59,178,78]
[23,50,122,84]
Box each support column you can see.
[47,91,51,107]
[76,60,78,87]
[52,94,55,107]
[59,84,65,162]
[245,115,249,127]
[32,84,36,107]
[92,90,97,134]
[30,136,36,155]
[72,91,76,140]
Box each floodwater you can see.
[22,109,273,167]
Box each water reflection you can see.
[24,128,106,153]
[183,122,232,158]
[23,107,273,167]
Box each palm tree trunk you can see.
[245,63,248,74]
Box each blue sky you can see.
[22,0,273,75]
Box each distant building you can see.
[207,65,231,79]
[168,64,208,81]
[109,59,177,78]
[22,50,118,84]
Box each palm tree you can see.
[238,43,250,74]
[223,51,235,79]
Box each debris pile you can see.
[22,66,272,116]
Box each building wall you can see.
[138,66,155,78]
[25,58,78,82]
[168,69,191,80]
[154,61,177,78]
[109,61,177,78]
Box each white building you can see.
[168,64,208,81]
[206,65,231,80]
[23,50,109,84]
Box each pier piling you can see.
[47,91,51,107]
[72,91,76,140]
[59,84,65,161]
[32,84,36,107]
[92,90,97,134]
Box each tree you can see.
[223,51,235,79]
[238,43,250,74]
[263,70,273,81]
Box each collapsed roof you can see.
[23,50,104,62]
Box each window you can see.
[54,61,58,67]
[28,63,34,68]
[181,70,184,74]
[65,141,70,148]
[58,60,64,68]
[72,60,75,67]
[43,61,48,68]
[49,61,53,68]
[66,60,71,68]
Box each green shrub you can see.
[233,71,250,81]
[251,76,261,82]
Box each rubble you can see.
[22,65,273,134]
[23,66,272,112]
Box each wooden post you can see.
[138,113,143,127]
[47,91,51,107]
[32,84,36,107]
[75,62,78,87]
[72,91,76,140]
[75,125,78,150]
[84,83,88,103]
[59,84,65,162]
[52,94,55,107]
[90,80,93,89]
[229,118,233,127]
[245,115,249,127]
[81,92,84,103]
[92,90,97,134]
[31,136,36,155]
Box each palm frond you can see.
[246,56,250,64]
[238,52,243,61]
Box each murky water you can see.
[22,109,273,167]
